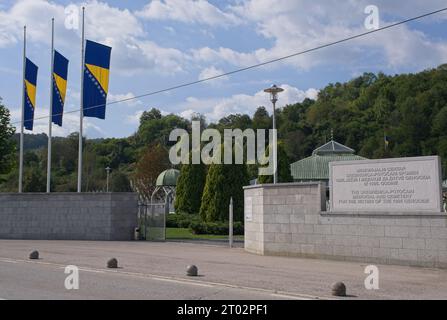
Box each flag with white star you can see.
[83,40,112,120]
[24,58,38,131]
[52,50,69,126]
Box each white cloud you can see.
[189,0,447,71]
[0,0,67,47]
[179,108,197,120]
[108,92,142,107]
[126,110,144,125]
[164,26,176,34]
[0,0,187,76]
[175,84,318,122]
[84,0,187,75]
[84,0,144,40]
[3,0,447,140]
[362,25,447,69]
[126,108,172,125]
[136,0,241,27]
[4,0,446,78]
[0,0,143,48]
[198,66,228,86]
[10,106,103,137]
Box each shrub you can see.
[233,222,244,235]
[189,221,208,234]
[189,221,244,235]
[166,213,200,228]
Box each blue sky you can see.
[0,0,447,138]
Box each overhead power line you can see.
[11,7,447,126]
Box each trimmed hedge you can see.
[189,221,244,235]
[166,213,201,229]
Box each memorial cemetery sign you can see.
[329,156,443,212]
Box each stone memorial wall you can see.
[0,193,138,240]
[244,180,447,268]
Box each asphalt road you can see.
[0,259,303,300]
[0,240,446,300]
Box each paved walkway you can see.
[0,240,446,299]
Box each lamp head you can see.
[264,84,284,103]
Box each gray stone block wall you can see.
[244,183,447,268]
[0,193,138,240]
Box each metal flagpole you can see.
[229,197,233,248]
[272,100,277,184]
[47,18,54,193]
[19,26,26,193]
[77,7,85,193]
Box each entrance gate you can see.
[136,169,179,241]
[137,197,167,241]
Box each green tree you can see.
[258,141,293,184]
[140,108,162,125]
[214,114,252,132]
[252,106,271,130]
[133,143,170,198]
[199,150,249,222]
[175,160,206,214]
[23,169,45,192]
[138,108,189,147]
[0,98,16,174]
[110,171,132,192]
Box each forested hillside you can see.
[1,64,446,194]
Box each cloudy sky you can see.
[0,0,446,138]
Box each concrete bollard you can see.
[107,258,118,269]
[331,282,347,297]
[186,265,198,276]
[29,250,39,260]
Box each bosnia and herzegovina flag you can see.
[83,40,112,119]
[24,58,38,131]
[52,50,69,126]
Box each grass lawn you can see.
[166,228,244,241]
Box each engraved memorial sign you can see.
[329,156,442,212]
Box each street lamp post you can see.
[264,85,284,184]
[105,167,111,192]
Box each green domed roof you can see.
[156,169,180,186]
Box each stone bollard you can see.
[331,282,347,297]
[107,258,118,269]
[29,250,39,260]
[186,265,198,276]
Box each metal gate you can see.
[138,197,167,241]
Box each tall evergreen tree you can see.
[200,159,248,222]
[175,160,206,214]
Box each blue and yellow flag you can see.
[52,50,69,126]
[24,58,38,131]
[83,40,111,119]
